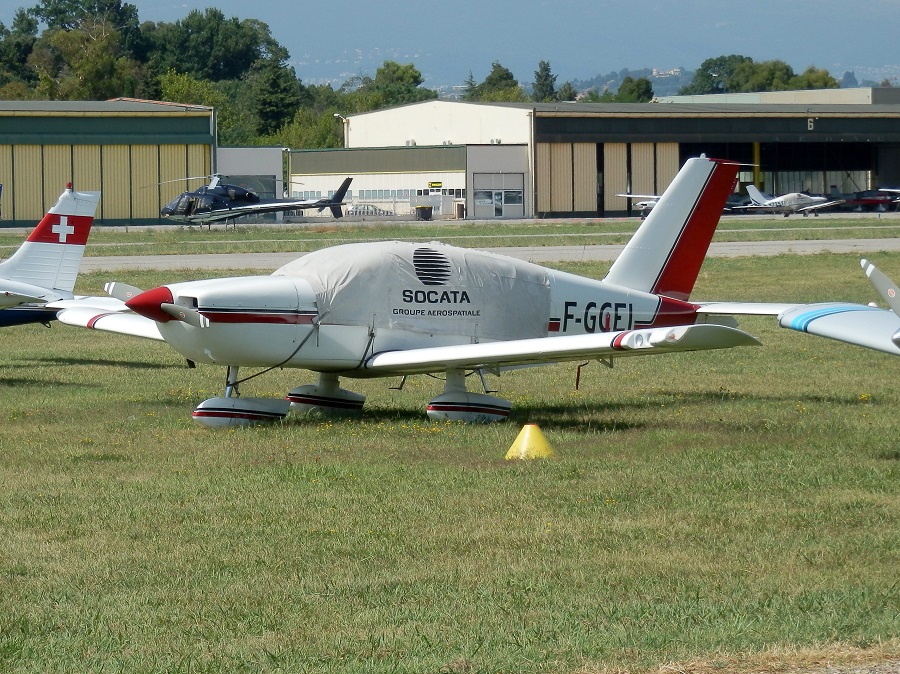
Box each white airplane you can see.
[0,184,101,327]
[738,185,844,217]
[615,193,659,218]
[57,155,766,427]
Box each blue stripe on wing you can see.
[789,304,878,332]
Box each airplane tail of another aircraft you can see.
[0,185,101,294]
[328,177,353,218]
[746,184,771,205]
[603,156,739,301]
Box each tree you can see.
[462,70,477,99]
[0,9,39,88]
[27,19,142,99]
[678,54,753,95]
[158,69,255,144]
[615,76,653,102]
[532,60,556,102]
[789,65,839,90]
[144,9,267,81]
[249,55,306,136]
[29,0,142,56]
[465,61,521,101]
[267,107,343,149]
[729,58,794,91]
[556,81,578,102]
[368,60,437,107]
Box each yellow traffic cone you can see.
[505,423,556,460]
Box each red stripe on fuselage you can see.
[200,311,317,325]
[651,161,739,301]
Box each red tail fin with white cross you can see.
[0,184,101,300]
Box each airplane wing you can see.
[797,199,844,212]
[363,323,759,375]
[616,193,659,200]
[696,302,800,316]
[55,306,164,341]
[778,303,900,355]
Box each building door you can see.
[472,173,525,219]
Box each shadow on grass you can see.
[267,385,878,433]
[19,356,172,370]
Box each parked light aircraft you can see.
[160,176,352,224]
[615,193,659,218]
[0,184,101,327]
[738,185,844,216]
[828,186,896,212]
[58,156,770,427]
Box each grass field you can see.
[3,213,900,258]
[0,253,898,673]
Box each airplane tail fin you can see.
[329,177,353,218]
[603,156,739,301]
[746,184,770,205]
[861,258,900,314]
[0,185,101,294]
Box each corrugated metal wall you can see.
[0,143,211,224]
[604,143,628,212]
[655,143,680,191]
[630,143,656,196]
[12,145,42,221]
[101,145,131,220]
[0,145,11,221]
[573,143,597,212]
[550,143,573,212]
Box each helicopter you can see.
[159,175,352,224]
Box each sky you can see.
[4,0,900,89]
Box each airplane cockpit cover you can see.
[274,241,551,340]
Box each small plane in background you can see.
[0,184,101,327]
[616,192,659,218]
[828,186,897,212]
[160,176,352,224]
[58,155,763,427]
[736,185,844,217]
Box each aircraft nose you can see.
[126,286,174,322]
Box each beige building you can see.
[291,92,900,219]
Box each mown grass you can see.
[0,253,898,673]
[2,214,900,258]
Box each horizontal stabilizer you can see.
[0,291,45,308]
[696,301,800,316]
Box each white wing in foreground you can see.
[55,306,164,341]
[364,324,760,375]
[778,303,900,355]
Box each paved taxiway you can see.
[77,238,900,272]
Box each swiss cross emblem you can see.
[51,216,75,243]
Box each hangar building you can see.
[0,99,214,226]
[291,90,900,219]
